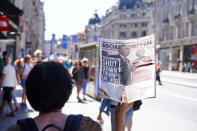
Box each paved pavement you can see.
[160,70,197,88]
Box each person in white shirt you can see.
[20,55,33,107]
[0,57,18,117]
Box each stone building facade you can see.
[15,0,45,57]
[151,0,197,71]
[86,0,151,43]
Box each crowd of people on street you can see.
[0,50,136,131]
[168,61,196,73]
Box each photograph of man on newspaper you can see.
[118,44,135,86]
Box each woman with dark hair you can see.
[72,60,85,102]
[7,61,133,131]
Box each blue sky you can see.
[42,0,117,40]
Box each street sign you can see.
[0,16,9,32]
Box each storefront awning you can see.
[0,0,23,25]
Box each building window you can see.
[131,32,137,38]
[119,32,127,38]
[134,4,139,9]
[142,12,146,17]
[163,28,167,41]
[131,13,137,18]
[185,22,189,37]
[131,23,135,28]
[144,3,149,8]
[170,26,174,40]
[142,31,147,37]
[131,23,137,28]
[120,24,127,28]
[32,1,36,6]
[192,0,196,9]
[191,21,195,36]
[177,25,181,39]
[120,14,127,19]
[122,5,127,10]
[187,0,190,11]
[141,23,147,27]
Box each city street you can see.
[1,0,197,130]
[0,72,197,131]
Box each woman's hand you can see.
[114,93,134,131]
[116,93,134,116]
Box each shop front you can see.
[184,44,197,71]
[171,46,181,71]
[159,48,170,70]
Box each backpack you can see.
[17,115,83,131]
[133,100,142,111]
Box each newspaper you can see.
[98,34,156,102]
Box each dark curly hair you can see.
[26,61,73,113]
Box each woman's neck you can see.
[34,111,67,131]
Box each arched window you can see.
[144,3,149,8]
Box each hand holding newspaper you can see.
[98,34,156,102]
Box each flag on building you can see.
[72,35,77,44]
[62,35,67,49]
[20,48,24,58]
[51,34,56,54]
[93,34,98,42]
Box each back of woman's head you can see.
[26,61,73,113]
[24,55,31,63]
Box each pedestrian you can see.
[183,62,188,72]
[156,62,162,85]
[7,61,133,131]
[81,58,89,100]
[0,57,18,117]
[187,62,192,72]
[72,60,85,102]
[191,62,195,73]
[20,55,33,108]
[34,49,42,65]
[64,58,71,69]
[97,98,134,131]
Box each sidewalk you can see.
[160,70,197,88]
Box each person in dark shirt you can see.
[72,60,85,102]
[81,58,89,100]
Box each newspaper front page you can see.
[98,34,156,102]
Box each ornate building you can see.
[85,0,151,43]
[0,0,45,59]
[19,0,45,56]
[151,0,197,71]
